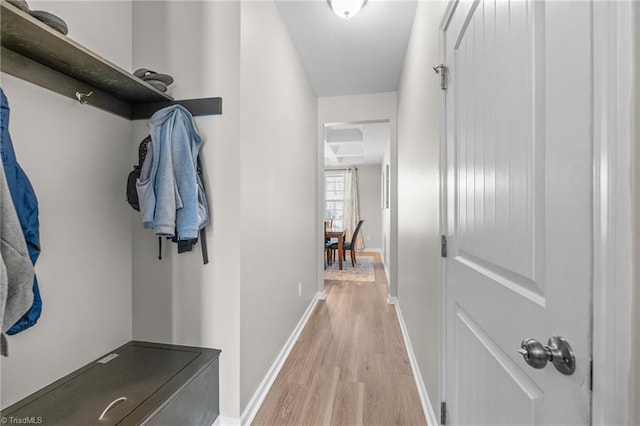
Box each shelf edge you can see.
[1,47,132,119]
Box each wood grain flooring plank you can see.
[321,367,341,426]
[395,374,429,426]
[254,380,306,426]
[356,382,365,426]
[330,381,360,426]
[298,365,341,426]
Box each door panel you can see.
[455,0,543,302]
[444,0,592,424]
[455,306,542,425]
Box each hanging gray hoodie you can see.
[1,158,34,356]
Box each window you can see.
[325,170,345,230]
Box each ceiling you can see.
[275,1,416,167]
[324,121,390,167]
[275,0,418,97]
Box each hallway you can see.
[252,252,426,425]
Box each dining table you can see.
[325,229,345,270]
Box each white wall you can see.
[1,1,133,408]
[632,3,640,423]
[131,1,243,419]
[239,2,317,410]
[396,0,447,414]
[355,165,383,250]
[317,93,397,296]
[130,1,317,419]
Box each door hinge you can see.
[433,64,448,90]
[589,359,593,391]
[441,235,448,258]
[440,401,447,425]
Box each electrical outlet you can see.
[367,234,371,241]
[297,281,302,297]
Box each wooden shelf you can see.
[0,1,221,119]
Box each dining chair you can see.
[328,219,364,267]
[324,218,333,245]
[325,239,334,267]
[324,218,334,266]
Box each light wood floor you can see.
[252,252,427,426]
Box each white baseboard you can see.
[240,291,323,425]
[358,247,382,253]
[394,300,438,426]
[212,415,241,426]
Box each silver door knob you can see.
[518,336,575,375]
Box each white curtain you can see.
[344,168,364,250]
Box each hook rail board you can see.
[0,0,222,120]
[131,98,223,120]
[1,46,135,118]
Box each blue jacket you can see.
[137,105,208,240]
[0,88,41,335]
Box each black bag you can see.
[126,136,151,211]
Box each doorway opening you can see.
[321,120,390,281]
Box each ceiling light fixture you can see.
[327,0,368,19]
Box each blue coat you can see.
[0,88,41,335]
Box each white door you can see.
[442,0,592,424]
